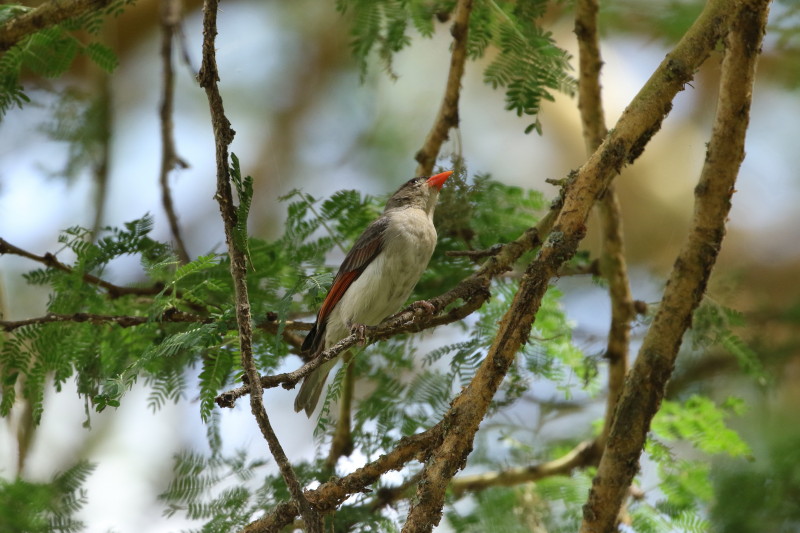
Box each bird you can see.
[294,170,453,416]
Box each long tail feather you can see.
[293,358,336,416]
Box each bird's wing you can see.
[302,216,389,354]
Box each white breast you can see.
[324,207,437,347]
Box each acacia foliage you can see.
[1,168,756,531]
[0,0,781,531]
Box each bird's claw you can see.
[349,322,368,345]
[411,300,436,316]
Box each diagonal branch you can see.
[0,0,112,52]
[579,1,771,531]
[402,0,737,529]
[574,0,635,448]
[196,1,320,531]
[414,0,473,176]
[243,425,443,532]
[159,0,192,265]
[0,238,165,299]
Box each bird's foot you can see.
[348,322,368,345]
[411,300,436,316]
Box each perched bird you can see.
[294,170,453,416]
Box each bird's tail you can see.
[294,358,337,417]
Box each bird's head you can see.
[385,170,453,214]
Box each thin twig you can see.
[0,310,208,332]
[580,1,770,530]
[91,75,112,237]
[197,1,320,531]
[0,0,112,51]
[450,439,600,497]
[574,0,635,448]
[445,243,503,261]
[414,0,474,176]
[159,0,191,265]
[0,238,165,299]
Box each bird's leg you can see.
[348,321,368,345]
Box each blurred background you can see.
[1,0,799,530]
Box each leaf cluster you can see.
[628,394,753,532]
[690,298,769,384]
[159,449,272,532]
[0,1,131,118]
[0,461,94,533]
[336,0,575,132]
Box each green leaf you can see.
[0,460,94,533]
[22,28,79,78]
[230,153,254,265]
[652,395,752,457]
[84,42,118,73]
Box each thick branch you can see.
[0,0,112,51]
[595,190,634,446]
[159,0,191,265]
[243,427,443,532]
[197,1,319,531]
[574,0,635,447]
[414,0,473,176]
[575,0,607,151]
[402,0,736,529]
[579,1,770,531]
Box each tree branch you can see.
[159,0,192,265]
[574,0,635,448]
[243,426,443,532]
[414,0,473,176]
[0,238,166,299]
[197,1,320,531]
[0,0,112,52]
[0,310,207,332]
[575,0,607,152]
[579,1,770,530]
[445,243,503,261]
[450,439,601,497]
[402,0,737,528]
[596,190,634,447]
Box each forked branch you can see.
[402,0,737,529]
[579,0,771,530]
